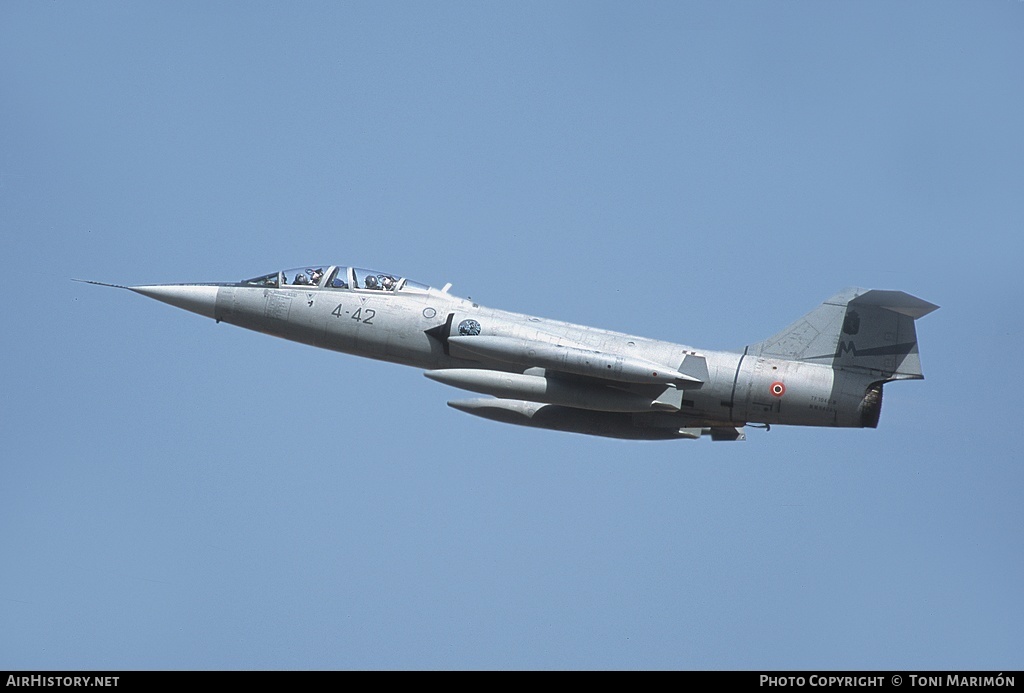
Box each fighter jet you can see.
[80,265,937,441]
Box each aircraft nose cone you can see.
[130,284,219,319]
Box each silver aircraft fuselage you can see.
[84,264,937,441]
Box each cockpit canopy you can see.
[241,266,431,293]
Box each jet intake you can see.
[425,368,678,413]
[446,335,699,386]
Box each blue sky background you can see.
[2,1,1021,670]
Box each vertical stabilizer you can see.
[748,288,938,379]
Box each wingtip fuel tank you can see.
[447,398,745,441]
[426,368,680,413]
[446,335,698,386]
